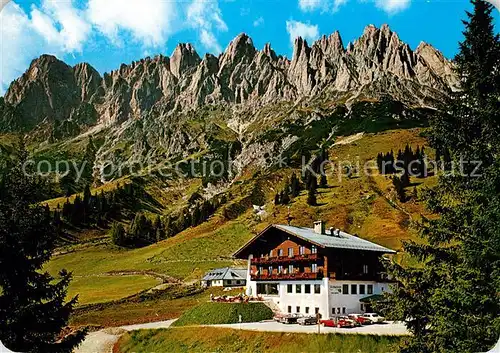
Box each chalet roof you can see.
[233,224,396,258]
[201,267,247,281]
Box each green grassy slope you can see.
[172,302,273,326]
[116,327,403,353]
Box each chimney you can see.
[314,221,325,235]
[327,228,342,237]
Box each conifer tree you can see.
[110,222,126,246]
[290,173,301,197]
[384,2,500,352]
[307,187,317,206]
[0,140,86,352]
[319,174,328,188]
[281,191,290,205]
[274,192,281,205]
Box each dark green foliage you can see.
[319,174,328,188]
[0,140,86,352]
[172,302,273,327]
[290,173,301,197]
[274,173,303,206]
[384,2,500,352]
[377,144,426,178]
[154,216,165,242]
[307,188,317,206]
[274,192,280,205]
[110,222,126,246]
[392,176,406,203]
[128,213,153,246]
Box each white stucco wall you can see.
[248,278,330,319]
[248,277,391,318]
[328,280,391,316]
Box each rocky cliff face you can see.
[0,25,456,183]
[3,24,457,131]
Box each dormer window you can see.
[312,245,317,254]
[299,246,305,255]
[288,248,294,257]
[278,249,284,256]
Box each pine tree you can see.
[192,205,201,227]
[110,222,126,246]
[274,192,281,205]
[384,2,500,352]
[153,216,165,242]
[319,174,328,188]
[281,191,290,205]
[307,187,317,206]
[392,176,406,203]
[0,140,86,352]
[290,173,301,197]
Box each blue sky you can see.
[0,0,498,94]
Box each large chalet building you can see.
[233,221,396,319]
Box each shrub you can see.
[172,302,273,327]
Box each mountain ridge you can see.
[0,24,455,185]
[2,24,457,131]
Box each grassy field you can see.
[68,275,161,305]
[47,221,251,283]
[115,327,402,353]
[71,287,242,327]
[172,302,273,327]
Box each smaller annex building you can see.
[201,267,248,288]
[233,221,396,319]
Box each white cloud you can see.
[298,0,410,14]
[0,1,89,94]
[333,0,348,12]
[38,0,91,52]
[87,0,177,47]
[187,0,228,54]
[1,2,41,93]
[298,0,322,12]
[375,0,411,14]
[253,17,264,27]
[200,29,221,53]
[286,20,320,46]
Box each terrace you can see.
[251,253,320,265]
[251,272,324,281]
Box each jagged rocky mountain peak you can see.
[170,42,201,78]
[1,24,459,131]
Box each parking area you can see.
[211,321,410,336]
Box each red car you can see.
[348,314,373,325]
[320,316,356,328]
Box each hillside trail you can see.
[74,319,176,353]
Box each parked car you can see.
[320,316,356,328]
[362,313,385,323]
[279,314,301,324]
[338,316,359,327]
[297,316,317,325]
[273,313,285,322]
[348,313,373,325]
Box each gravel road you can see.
[74,319,176,353]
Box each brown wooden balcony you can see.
[251,253,319,265]
[251,272,324,281]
